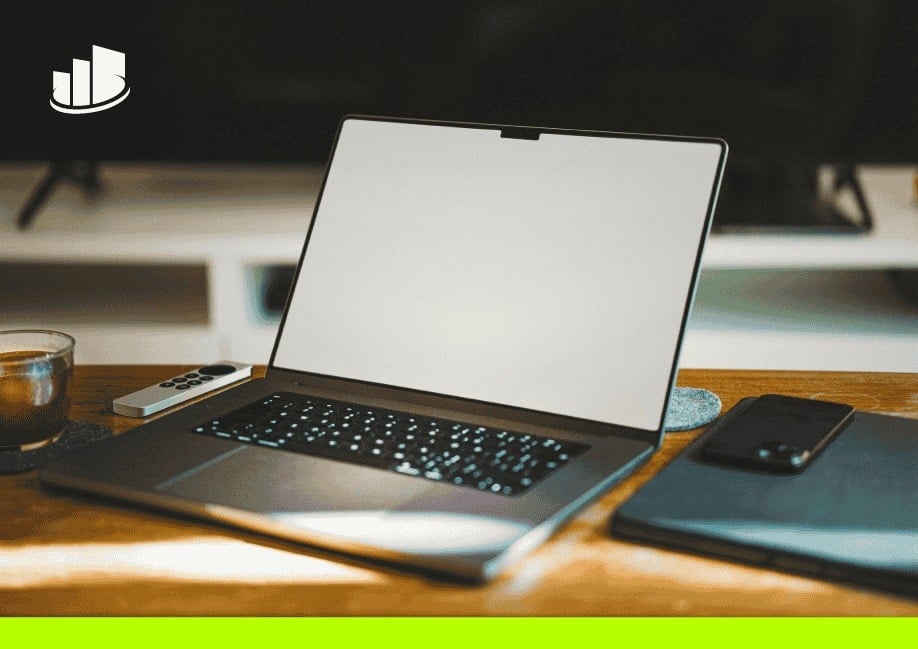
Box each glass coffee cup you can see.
[0,330,75,451]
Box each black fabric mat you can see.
[0,420,113,474]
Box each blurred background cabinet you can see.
[1,164,915,370]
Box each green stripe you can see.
[1,617,914,648]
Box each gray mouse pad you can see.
[663,387,721,432]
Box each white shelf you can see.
[0,322,221,365]
[0,163,318,363]
[2,164,916,269]
[1,163,916,367]
[682,269,918,372]
[0,163,322,264]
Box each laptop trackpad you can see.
[156,446,430,512]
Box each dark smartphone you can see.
[701,394,854,472]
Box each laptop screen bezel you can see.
[266,115,728,445]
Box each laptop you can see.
[40,116,727,582]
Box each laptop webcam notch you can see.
[500,127,540,141]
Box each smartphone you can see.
[701,394,854,472]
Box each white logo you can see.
[50,45,130,114]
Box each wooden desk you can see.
[2,366,915,615]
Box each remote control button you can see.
[172,377,187,383]
[185,373,199,379]
[176,384,191,390]
[187,379,202,385]
[199,364,236,376]
[200,375,214,381]
[159,382,175,388]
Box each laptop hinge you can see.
[264,366,659,447]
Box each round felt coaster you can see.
[0,420,113,474]
[664,387,722,432]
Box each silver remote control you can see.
[112,361,253,417]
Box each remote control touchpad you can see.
[199,364,236,376]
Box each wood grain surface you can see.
[1,366,915,615]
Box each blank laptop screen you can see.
[273,119,724,431]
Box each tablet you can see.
[611,398,918,597]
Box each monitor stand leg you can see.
[16,160,102,229]
[830,163,873,231]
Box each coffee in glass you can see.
[0,330,75,451]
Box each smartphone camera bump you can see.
[756,441,807,468]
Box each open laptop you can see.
[40,116,727,581]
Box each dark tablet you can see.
[611,398,918,598]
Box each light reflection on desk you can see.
[0,536,382,587]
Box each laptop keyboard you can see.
[190,391,589,497]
